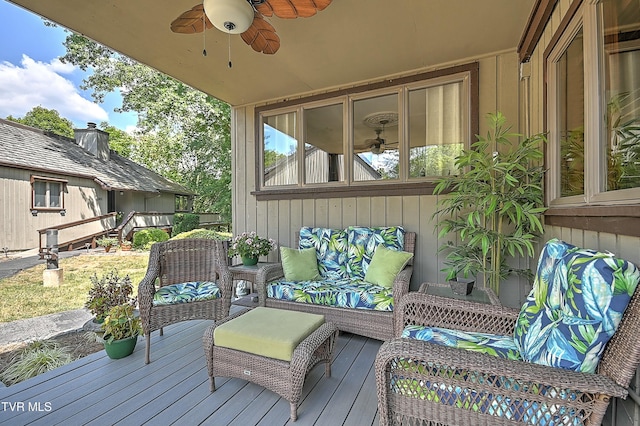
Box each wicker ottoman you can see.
[203,307,338,421]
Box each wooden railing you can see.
[38,211,230,254]
[38,213,117,254]
[118,212,173,240]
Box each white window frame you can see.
[547,0,640,206]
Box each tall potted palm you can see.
[433,112,547,295]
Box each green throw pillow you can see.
[364,245,413,288]
[281,246,321,281]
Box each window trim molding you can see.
[31,175,67,211]
[253,62,479,200]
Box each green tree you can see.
[60,33,232,221]
[6,106,74,138]
[100,123,135,158]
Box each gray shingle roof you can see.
[0,119,193,195]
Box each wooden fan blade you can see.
[353,138,378,150]
[170,4,213,34]
[257,0,332,19]
[241,15,280,54]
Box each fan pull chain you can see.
[228,31,232,68]
[202,14,207,56]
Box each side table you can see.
[229,262,278,306]
[419,282,501,306]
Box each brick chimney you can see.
[74,122,110,161]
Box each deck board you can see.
[0,311,383,426]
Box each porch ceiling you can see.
[8,0,535,107]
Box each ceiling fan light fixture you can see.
[203,0,254,34]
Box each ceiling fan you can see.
[354,120,399,154]
[170,0,332,56]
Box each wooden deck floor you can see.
[0,308,382,425]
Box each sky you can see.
[0,1,138,131]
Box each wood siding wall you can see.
[232,50,530,308]
[0,166,107,250]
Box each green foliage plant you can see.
[433,112,547,295]
[133,228,170,250]
[96,236,119,248]
[0,340,73,386]
[85,270,136,322]
[172,213,200,237]
[101,304,142,344]
[170,228,231,240]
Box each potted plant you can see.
[85,270,136,324]
[120,240,132,251]
[101,304,142,359]
[96,236,119,252]
[433,112,547,295]
[228,231,277,265]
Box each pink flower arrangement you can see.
[228,231,277,258]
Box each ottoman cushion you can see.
[214,307,325,361]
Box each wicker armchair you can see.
[138,238,232,364]
[376,240,640,426]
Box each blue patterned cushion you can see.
[153,281,220,306]
[514,239,640,373]
[402,325,521,360]
[298,227,348,280]
[346,226,405,280]
[267,278,394,311]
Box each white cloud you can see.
[0,54,109,125]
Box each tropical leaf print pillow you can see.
[346,226,406,280]
[298,227,348,280]
[514,238,640,373]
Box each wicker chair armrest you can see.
[394,291,520,337]
[137,246,161,325]
[391,266,413,307]
[254,263,285,307]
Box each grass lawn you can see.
[0,252,149,323]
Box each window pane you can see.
[263,112,298,187]
[49,182,61,207]
[408,82,464,177]
[353,94,399,181]
[558,28,585,197]
[304,104,344,184]
[34,181,46,207]
[603,0,640,191]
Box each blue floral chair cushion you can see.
[298,227,349,280]
[402,325,521,360]
[346,226,406,280]
[153,281,220,306]
[514,239,640,373]
[267,278,394,311]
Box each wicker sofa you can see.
[254,226,416,341]
[375,239,640,426]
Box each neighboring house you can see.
[264,146,381,186]
[0,119,194,251]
